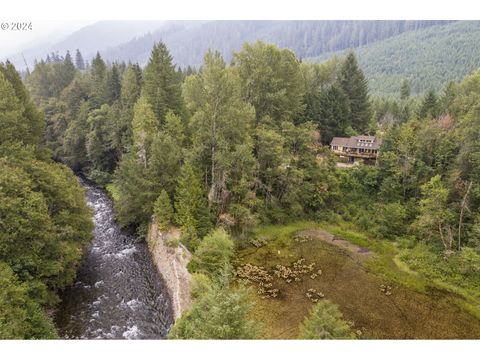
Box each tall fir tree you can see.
[338,51,372,133]
[75,49,85,70]
[105,63,121,104]
[418,89,440,119]
[89,52,107,107]
[142,42,184,124]
[174,162,211,247]
[400,78,411,100]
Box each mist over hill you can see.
[7,20,480,95]
[5,21,165,70]
[101,20,451,67]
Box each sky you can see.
[0,21,95,58]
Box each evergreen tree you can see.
[89,52,107,106]
[298,300,355,339]
[113,150,153,230]
[418,89,439,119]
[168,276,258,339]
[189,228,235,278]
[153,190,174,231]
[61,51,76,88]
[148,111,184,197]
[175,163,211,248]
[317,83,351,143]
[142,42,184,124]
[75,49,85,70]
[338,51,372,133]
[400,78,411,100]
[85,104,117,182]
[105,63,121,104]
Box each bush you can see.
[189,228,235,278]
[375,202,407,240]
[298,300,356,339]
[190,273,212,300]
[168,281,259,339]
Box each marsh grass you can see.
[237,221,480,339]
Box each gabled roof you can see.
[330,136,382,150]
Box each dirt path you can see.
[295,229,373,258]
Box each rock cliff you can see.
[147,218,192,320]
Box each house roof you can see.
[330,136,382,150]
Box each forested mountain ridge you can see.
[102,20,451,68]
[4,21,165,71]
[6,20,451,74]
[308,21,480,95]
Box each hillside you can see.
[308,21,480,95]
[102,20,451,67]
[5,21,165,70]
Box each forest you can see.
[309,21,480,95]
[1,37,480,339]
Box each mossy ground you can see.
[236,222,480,339]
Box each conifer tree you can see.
[142,42,184,124]
[338,51,372,133]
[317,83,351,142]
[148,111,184,196]
[75,49,85,70]
[85,104,117,182]
[62,51,76,85]
[298,300,355,339]
[175,163,211,246]
[154,190,174,231]
[105,63,121,104]
[89,52,107,106]
[400,78,411,100]
[418,89,439,119]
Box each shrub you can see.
[168,281,259,339]
[189,228,235,278]
[298,300,356,339]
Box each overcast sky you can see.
[0,21,95,58]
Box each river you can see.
[54,179,174,339]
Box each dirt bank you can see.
[147,219,192,320]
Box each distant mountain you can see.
[101,20,451,68]
[9,20,475,96]
[6,21,165,70]
[307,21,480,96]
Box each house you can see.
[330,135,382,164]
